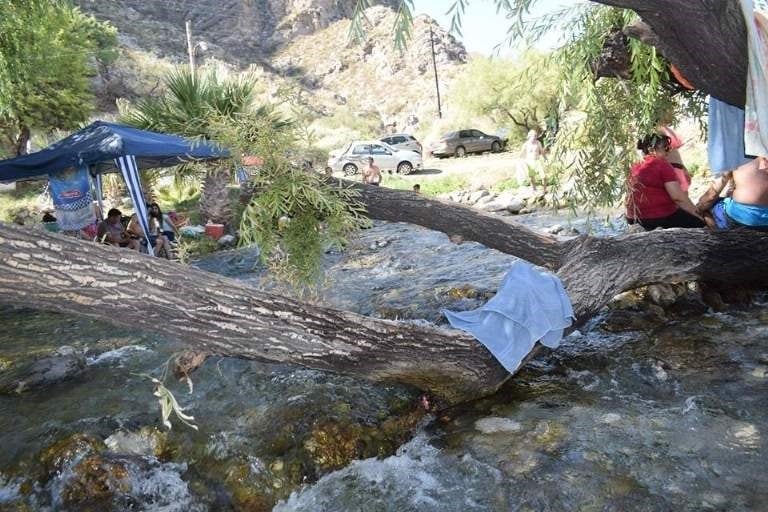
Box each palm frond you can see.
[349,0,372,43]
[393,0,415,52]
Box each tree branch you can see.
[592,0,746,106]
[342,179,563,268]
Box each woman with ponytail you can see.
[625,133,705,230]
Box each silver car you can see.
[380,133,422,154]
[429,129,505,158]
[327,141,423,176]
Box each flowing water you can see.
[0,218,766,511]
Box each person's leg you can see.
[663,209,706,228]
[527,164,538,190]
[160,235,172,259]
[641,211,703,230]
[724,212,768,232]
[637,218,663,231]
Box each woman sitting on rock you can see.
[625,133,705,230]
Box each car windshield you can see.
[441,132,457,140]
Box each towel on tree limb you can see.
[442,261,574,374]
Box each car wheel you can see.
[455,146,466,158]
[342,163,358,176]
[397,161,413,175]
[491,141,501,152]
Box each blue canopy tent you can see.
[0,121,229,253]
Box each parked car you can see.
[380,133,422,154]
[327,141,423,176]
[429,129,506,158]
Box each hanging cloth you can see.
[114,155,153,255]
[708,97,752,175]
[741,0,768,157]
[48,164,94,231]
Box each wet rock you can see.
[443,285,481,300]
[192,246,262,277]
[304,422,364,471]
[61,453,130,508]
[104,427,167,458]
[600,305,667,332]
[664,293,709,318]
[531,420,565,452]
[646,283,682,306]
[600,413,622,425]
[0,348,87,394]
[38,433,106,481]
[474,417,522,434]
[609,290,644,310]
[367,239,390,251]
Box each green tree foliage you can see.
[119,69,260,220]
[123,69,368,286]
[544,6,706,206]
[357,0,707,206]
[119,69,256,139]
[211,112,369,287]
[446,51,565,146]
[0,0,117,156]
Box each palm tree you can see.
[119,69,256,224]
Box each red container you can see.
[205,223,225,240]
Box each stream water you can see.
[0,217,766,511]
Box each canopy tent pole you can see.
[93,171,105,221]
[115,155,153,256]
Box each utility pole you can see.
[185,20,195,76]
[429,26,443,119]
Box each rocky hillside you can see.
[272,6,467,145]
[75,0,399,64]
[78,1,468,148]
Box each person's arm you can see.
[126,217,142,238]
[96,223,109,243]
[665,181,703,218]
[165,214,179,235]
[696,172,733,212]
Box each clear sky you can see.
[411,0,580,57]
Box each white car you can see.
[327,141,423,176]
[380,133,423,154]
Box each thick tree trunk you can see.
[594,0,747,106]
[0,223,507,403]
[2,187,768,403]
